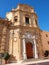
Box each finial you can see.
[12,7,15,11]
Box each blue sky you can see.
[0,0,49,31]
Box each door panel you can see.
[26,42,33,59]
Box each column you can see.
[12,30,14,55]
[22,38,27,60]
[34,38,38,58]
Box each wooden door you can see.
[26,42,33,59]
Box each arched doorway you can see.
[26,42,33,59]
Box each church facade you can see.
[0,4,49,62]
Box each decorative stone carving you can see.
[25,32,33,39]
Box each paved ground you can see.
[6,62,49,65]
[28,62,49,65]
[0,58,2,65]
[6,59,49,65]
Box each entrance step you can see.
[6,59,49,65]
[21,58,49,64]
[22,58,46,63]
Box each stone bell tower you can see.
[6,4,43,62]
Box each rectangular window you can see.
[25,17,29,24]
[35,19,37,25]
[46,34,48,37]
[48,41,49,44]
[14,16,17,22]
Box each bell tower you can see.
[6,4,38,27]
[6,4,43,62]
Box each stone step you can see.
[6,59,49,65]
[22,58,47,62]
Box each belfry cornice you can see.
[9,25,39,30]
